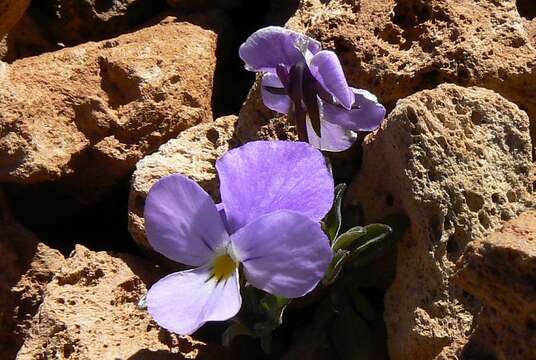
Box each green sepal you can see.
[324,183,347,241]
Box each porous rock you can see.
[347,84,534,359]
[0,192,63,359]
[0,0,30,37]
[238,0,536,152]
[128,115,238,251]
[453,210,536,360]
[0,17,217,202]
[16,244,210,359]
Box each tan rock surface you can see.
[128,115,238,251]
[347,84,534,359]
[0,0,30,37]
[238,0,536,152]
[453,210,536,360]
[16,244,210,360]
[0,17,217,201]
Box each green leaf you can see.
[347,214,410,268]
[331,300,371,360]
[322,249,350,286]
[346,224,393,267]
[222,322,252,347]
[332,226,366,252]
[324,183,347,241]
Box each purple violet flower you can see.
[239,26,386,152]
[144,141,334,335]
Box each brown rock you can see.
[238,0,536,153]
[453,210,536,360]
[28,0,167,46]
[0,0,30,37]
[347,84,534,359]
[0,191,64,359]
[128,115,238,251]
[16,244,210,359]
[0,17,217,202]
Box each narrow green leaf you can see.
[332,226,366,252]
[346,224,393,267]
[324,183,348,241]
[322,249,350,286]
[137,294,147,310]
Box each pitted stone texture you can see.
[347,84,534,360]
[128,115,238,251]
[16,244,210,360]
[238,0,536,152]
[0,17,216,200]
[0,0,30,37]
[453,210,536,360]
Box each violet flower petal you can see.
[239,26,321,73]
[144,174,229,266]
[216,203,231,234]
[147,266,241,335]
[261,73,291,114]
[216,141,334,233]
[308,50,354,110]
[306,116,357,152]
[231,210,332,298]
[322,88,386,132]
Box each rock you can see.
[0,17,217,203]
[0,191,64,359]
[16,244,211,359]
[28,0,167,46]
[346,84,534,360]
[238,0,536,153]
[128,115,238,251]
[0,0,30,37]
[453,210,536,360]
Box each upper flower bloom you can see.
[239,26,386,152]
[144,141,334,335]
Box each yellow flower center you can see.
[212,254,237,281]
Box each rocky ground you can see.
[0,0,535,359]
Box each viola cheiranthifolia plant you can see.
[143,141,334,334]
[239,26,386,152]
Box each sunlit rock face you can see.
[239,0,536,154]
[0,17,217,205]
[347,84,533,359]
[454,210,536,360]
